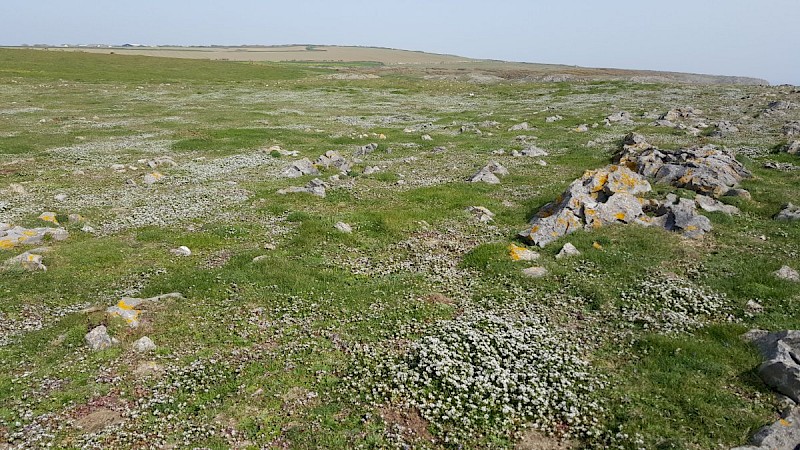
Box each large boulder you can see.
[615,144,751,198]
[745,330,800,403]
[732,407,800,450]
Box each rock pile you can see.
[615,134,751,198]
[355,143,379,157]
[315,151,352,173]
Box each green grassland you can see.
[1,48,799,449]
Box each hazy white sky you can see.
[2,0,798,85]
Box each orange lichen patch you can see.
[615,212,627,221]
[530,225,540,234]
[117,299,134,310]
[780,418,791,427]
[592,221,603,229]
[0,239,15,250]
[685,225,697,231]
[39,213,59,225]
[26,254,38,262]
[592,241,604,250]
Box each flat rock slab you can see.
[106,292,184,328]
[0,225,68,249]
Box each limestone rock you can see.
[39,212,59,225]
[605,111,633,125]
[785,140,800,155]
[556,243,581,259]
[170,246,192,256]
[661,106,703,121]
[106,292,183,328]
[519,145,548,157]
[466,206,495,223]
[508,243,540,261]
[280,158,319,178]
[520,165,652,247]
[85,325,115,351]
[363,166,381,175]
[655,196,712,239]
[355,143,378,157]
[775,266,800,282]
[421,134,433,141]
[745,330,800,404]
[574,124,589,132]
[0,225,69,249]
[54,193,68,202]
[615,143,751,198]
[315,151,351,173]
[132,336,156,353]
[724,188,752,201]
[711,120,739,137]
[621,132,654,152]
[783,121,800,137]
[468,161,508,184]
[775,203,800,221]
[695,195,740,215]
[521,266,548,278]
[334,222,352,233]
[545,115,563,123]
[143,172,165,184]
[508,122,529,131]
[4,251,47,271]
[732,407,800,450]
[277,178,327,197]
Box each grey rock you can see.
[574,124,589,132]
[732,408,800,450]
[143,172,165,184]
[785,140,800,155]
[545,115,563,123]
[0,225,69,249]
[363,166,381,175]
[280,158,319,178]
[132,336,156,352]
[622,132,654,152]
[355,142,379,157]
[745,330,800,405]
[315,151,351,173]
[466,206,495,223]
[170,246,192,256]
[766,101,793,113]
[783,121,800,137]
[776,203,800,221]
[695,195,740,215]
[653,119,676,127]
[659,197,712,239]
[508,122,530,131]
[521,266,548,278]
[278,178,327,197]
[4,251,47,271]
[661,106,703,121]
[54,193,68,202]
[85,325,115,351]
[421,134,433,141]
[724,188,752,201]
[556,243,581,259]
[605,111,633,125]
[775,266,800,282]
[106,292,184,328]
[469,161,508,184]
[519,145,548,157]
[712,120,739,137]
[615,143,751,198]
[334,222,352,233]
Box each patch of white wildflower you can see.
[618,277,732,333]
[350,310,606,444]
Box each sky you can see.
[2,0,798,85]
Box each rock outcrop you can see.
[0,224,68,250]
[106,292,184,328]
[280,158,319,178]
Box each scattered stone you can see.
[605,111,633,125]
[355,143,379,157]
[421,134,433,141]
[132,336,156,353]
[508,122,529,131]
[661,106,703,121]
[280,158,319,178]
[38,212,59,225]
[403,123,435,133]
[775,265,800,282]
[574,124,589,132]
[277,178,327,197]
[521,266,548,278]
[146,156,175,169]
[712,120,739,137]
[334,222,352,233]
[783,121,800,137]
[695,195,740,215]
[266,145,299,157]
[143,172,165,184]
[621,132,654,152]
[724,188,752,201]
[775,203,800,221]
[315,151,351,173]
[508,243,540,261]
[746,300,764,315]
[106,292,184,328]
[252,255,269,263]
[545,115,563,123]
[556,243,581,259]
[466,206,495,223]
[4,251,47,271]
[744,330,800,403]
[53,193,68,202]
[68,213,85,223]
[170,246,192,256]
[468,161,508,184]
[766,101,793,114]
[432,146,447,153]
[363,166,381,175]
[615,143,751,198]
[785,141,800,155]
[85,325,116,351]
[492,149,506,155]
[517,145,548,157]
[81,224,96,234]
[110,163,126,171]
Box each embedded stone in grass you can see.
[315,151,351,173]
[466,206,495,223]
[574,124,589,132]
[363,166,381,175]
[277,178,327,197]
[132,336,156,353]
[744,330,800,404]
[508,121,529,131]
[508,243,539,261]
[53,193,68,202]
[0,225,68,249]
[38,211,59,225]
[170,246,192,256]
[774,265,800,282]
[469,161,508,184]
[334,221,353,233]
[556,242,580,259]
[545,115,562,122]
[731,407,800,450]
[605,111,633,125]
[143,171,165,184]
[695,195,740,215]
[421,134,433,141]
[355,142,379,157]
[522,266,548,278]
[106,292,184,328]
[4,250,47,271]
[85,325,116,351]
[775,203,800,221]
